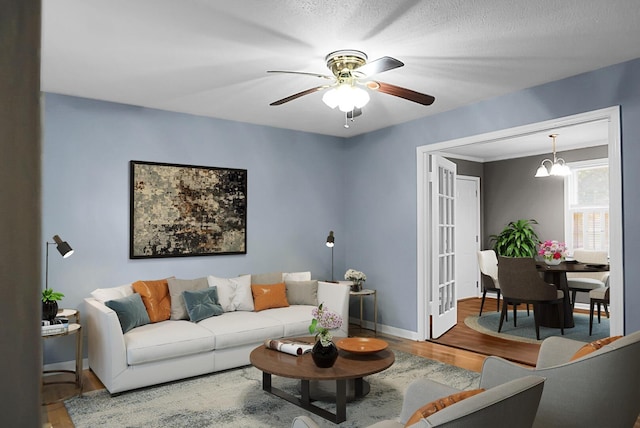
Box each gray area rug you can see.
[465,311,609,344]
[65,350,479,428]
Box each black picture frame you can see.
[130,160,247,259]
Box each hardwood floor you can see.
[42,298,638,427]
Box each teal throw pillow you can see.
[105,293,151,333]
[183,287,224,323]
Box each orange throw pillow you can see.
[570,336,622,361]
[404,389,485,427]
[132,278,172,322]
[251,282,289,311]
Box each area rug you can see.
[465,311,609,344]
[65,350,480,428]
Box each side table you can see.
[349,289,377,335]
[42,308,82,405]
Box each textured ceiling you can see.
[41,0,640,140]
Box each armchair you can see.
[291,375,545,428]
[480,330,640,427]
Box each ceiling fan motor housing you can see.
[325,50,368,78]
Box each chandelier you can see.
[535,134,570,177]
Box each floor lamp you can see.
[326,231,335,282]
[46,234,74,290]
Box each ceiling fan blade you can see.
[267,70,333,80]
[354,56,404,77]
[369,81,435,106]
[269,86,328,106]
[347,108,362,119]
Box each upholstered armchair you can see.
[480,330,640,428]
[291,375,545,428]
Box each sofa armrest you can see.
[317,281,350,338]
[84,297,128,392]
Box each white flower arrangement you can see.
[345,269,366,283]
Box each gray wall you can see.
[484,145,608,249]
[1,1,42,426]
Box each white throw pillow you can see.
[90,284,133,303]
[207,274,254,312]
[283,271,312,282]
[233,274,254,311]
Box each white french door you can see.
[430,155,457,338]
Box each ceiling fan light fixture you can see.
[322,84,370,112]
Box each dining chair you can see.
[497,256,564,340]
[567,249,608,309]
[477,250,501,316]
[589,286,610,335]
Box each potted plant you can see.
[489,219,540,258]
[42,288,64,321]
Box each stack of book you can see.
[41,317,69,335]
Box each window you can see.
[565,159,609,253]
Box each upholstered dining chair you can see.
[477,250,501,316]
[497,256,564,340]
[567,249,608,309]
[589,286,610,335]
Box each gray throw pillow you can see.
[285,280,319,306]
[105,293,151,333]
[182,287,224,323]
[167,277,209,320]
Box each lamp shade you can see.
[535,164,550,177]
[53,235,74,258]
[326,231,335,248]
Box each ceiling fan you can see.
[267,50,435,125]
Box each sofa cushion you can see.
[404,388,485,426]
[105,293,150,333]
[250,272,283,285]
[252,282,290,311]
[183,287,224,322]
[197,311,284,350]
[167,277,209,320]
[258,305,315,337]
[91,283,133,303]
[124,320,215,365]
[207,274,253,312]
[283,271,312,281]
[285,280,318,306]
[132,278,172,323]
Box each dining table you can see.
[535,261,610,329]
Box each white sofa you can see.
[84,272,350,394]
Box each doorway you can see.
[456,176,481,300]
[416,106,623,341]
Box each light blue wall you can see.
[43,57,640,363]
[345,57,640,333]
[42,94,346,363]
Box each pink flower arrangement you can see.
[309,303,343,346]
[538,240,567,261]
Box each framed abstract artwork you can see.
[130,160,247,258]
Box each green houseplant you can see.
[42,288,64,321]
[489,219,540,257]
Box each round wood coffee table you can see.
[250,337,394,423]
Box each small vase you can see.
[544,258,562,266]
[42,300,58,321]
[311,340,339,368]
[350,281,362,292]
